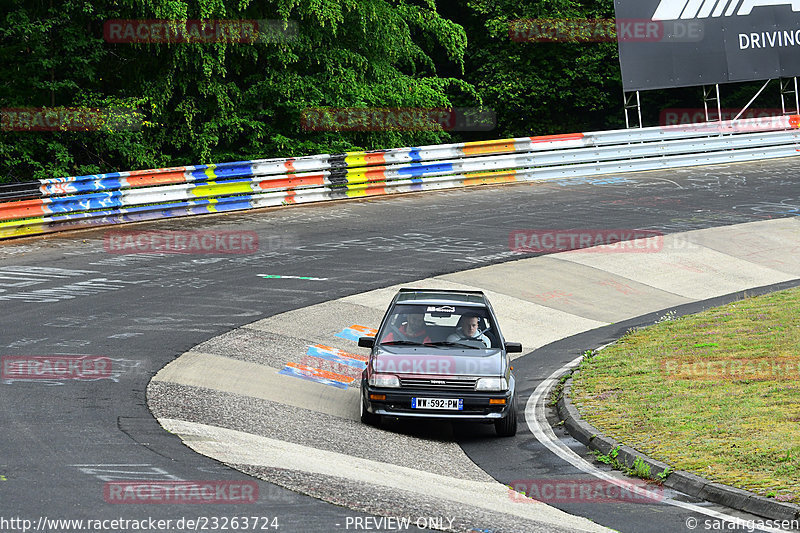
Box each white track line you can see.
[525,355,789,533]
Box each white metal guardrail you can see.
[1,115,798,239]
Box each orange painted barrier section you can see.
[529,133,585,143]
[125,169,188,187]
[0,199,48,221]
[462,139,517,156]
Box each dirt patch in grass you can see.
[571,286,800,503]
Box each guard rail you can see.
[1,115,798,240]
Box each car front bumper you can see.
[362,382,515,421]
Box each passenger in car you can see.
[447,313,491,347]
[381,312,432,344]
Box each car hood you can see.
[372,346,505,377]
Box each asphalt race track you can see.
[1,158,800,533]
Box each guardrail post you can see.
[781,77,800,116]
[623,91,642,130]
[703,84,722,123]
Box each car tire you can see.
[494,396,517,437]
[360,393,381,427]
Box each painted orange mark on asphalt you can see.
[311,343,368,362]
[349,324,378,336]
[285,362,356,384]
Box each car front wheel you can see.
[494,396,517,437]
[360,392,381,426]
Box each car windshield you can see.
[378,303,496,349]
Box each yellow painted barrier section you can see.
[344,182,386,198]
[343,170,368,185]
[463,171,519,186]
[0,216,46,228]
[191,182,252,198]
[345,151,386,168]
[344,153,368,168]
[0,219,49,239]
[204,164,218,181]
[344,167,388,185]
[463,139,517,156]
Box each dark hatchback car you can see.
[358,288,522,436]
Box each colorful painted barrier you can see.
[1,115,799,240]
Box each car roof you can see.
[395,288,487,306]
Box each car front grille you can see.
[399,377,477,391]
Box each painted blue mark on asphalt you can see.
[278,366,349,390]
[307,345,366,369]
[335,328,362,342]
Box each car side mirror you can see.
[358,336,375,348]
[505,342,522,353]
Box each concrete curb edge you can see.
[555,370,800,522]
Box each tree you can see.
[0,0,476,183]
[449,0,624,138]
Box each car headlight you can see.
[369,373,400,388]
[476,377,508,391]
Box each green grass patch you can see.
[571,287,800,503]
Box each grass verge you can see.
[571,286,800,503]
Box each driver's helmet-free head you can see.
[405,312,426,328]
[402,312,428,337]
[406,312,424,321]
[457,312,483,338]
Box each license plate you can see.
[411,397,463,410]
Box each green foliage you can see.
[548,370,573,407]
[656,467,673,482]
[2,0,772,184]
[594,446,620,465]
[0,0,474,182]
[450,0,625,137]
[594,448,661,482]
[633,456,651,479]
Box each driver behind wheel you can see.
[447,313,491,347]
[381,312,432,344]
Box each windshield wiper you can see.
[425,341,479,348]
[380,340,425,346]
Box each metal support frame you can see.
[732,79,772,122]
[703,84,722,122]
[623,91,642,129]
[619,78,793,130]
[780,77,799,115]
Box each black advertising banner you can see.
[614,0,800,91]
